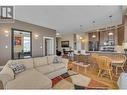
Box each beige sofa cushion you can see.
[36,63,66,75]
[47,55,55,64]
[61,58,69,64]
[12,58,34,69]
[6,69,52,89]
[35,65,55,74]
[50,63,65,71]
[61,58,69,70]
[33,57,48,67]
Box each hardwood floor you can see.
[68,61,123,89]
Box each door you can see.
[43,37,54,56]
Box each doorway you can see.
[11,29,32,59]
[43,37,54,56]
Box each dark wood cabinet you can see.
[88,32,100,51]
[117,26,124,45]
[89,41,99,51]
[88,32,100,42]
[88,25,124,51]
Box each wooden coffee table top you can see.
[72,61,90,67]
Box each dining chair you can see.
[97,56,113,80]
[62,49,68,58]
[112,54,127,75]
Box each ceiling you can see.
[15,6,123,35]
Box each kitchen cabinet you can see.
[117,26,124,45]
[88,25,124,51]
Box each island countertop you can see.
[86,51,125,54]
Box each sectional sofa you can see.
[0,55,69,89]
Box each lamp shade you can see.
[123,43,127,49]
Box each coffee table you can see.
[72,61,90,73]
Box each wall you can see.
[60,34,74,51]
[43,37,54,56]
[0,20,56,66]
[82,33,89,51]
[59,33,89,51]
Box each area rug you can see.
[52,71,109,89]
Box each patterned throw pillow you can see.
[9,63,25,75]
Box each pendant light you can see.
[108,15,114,36]
[92,21,96,38]
[79,25,83,40]
[92,34,96,38]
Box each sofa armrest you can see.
[117,72,127,89]
[0,74,13,89]
[0,80,4,89]
[0,60,14,89]
[0,60,14,78]
[61,58,69,69]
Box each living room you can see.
[0,1,127,95]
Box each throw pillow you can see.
[53,56,61,64]
[9,63,25,75]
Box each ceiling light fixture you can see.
[82,39,85,42]
[92,35,96,38]
[56,32,60,36]
[35,34,39,39]
[79,25,83,33]
[35,34,39,38]
[91,21,96,38]
[108,32,113,36]
[80,37,82,40]
[4,30,9,37]
[4,30,9,33]
[108,15,114,36]
[92,21,95,29]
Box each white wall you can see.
[60,34,74,50]
[43,37,54,56]
[59,33,89,51]
[82,33,89,51]
[76,34,82,50]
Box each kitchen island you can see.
[86,51,125,56]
